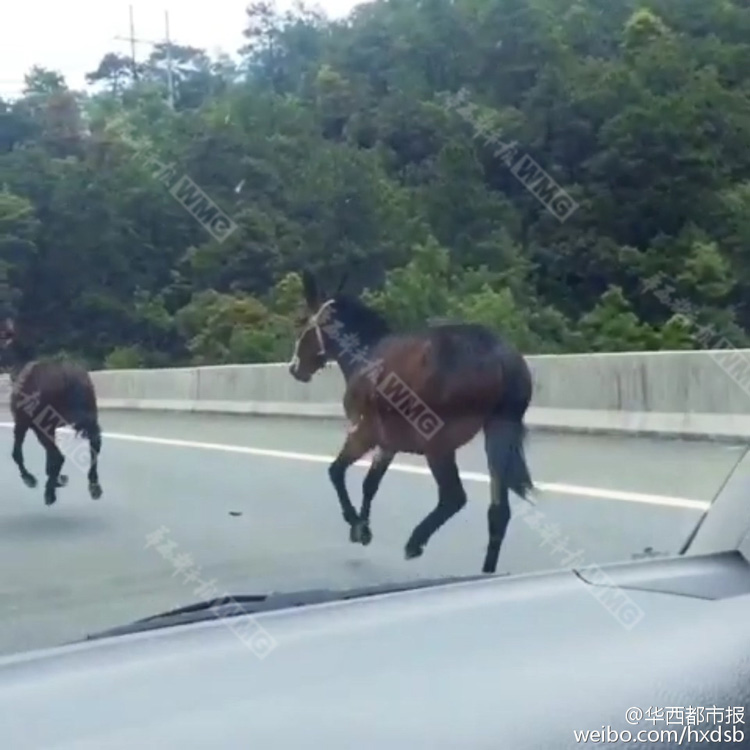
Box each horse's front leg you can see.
[350,447,395,546]
[12,420,37,489]
[328,419,375,539]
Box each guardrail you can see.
[2,349,750,440]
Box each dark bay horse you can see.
[0,318,102,506]
[288,270,534,574]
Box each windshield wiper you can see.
[81,572,500,642]
[133,593,270,622]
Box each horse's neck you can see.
[332,330,383,383]
[8,343,34,382]
[335,350,363,382]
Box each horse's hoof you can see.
[359,525,373,546]
[56,474,68,488]
[22,475,37,489]
[89,483,102,500]
[44,492,57,507]
[350,522,372,546]
[404,543,424,560]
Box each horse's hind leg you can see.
[482,475,511,574]
[405,451,467,560]
[12,420,37,489]
[31,425,65,506]
[87,425,102,499]
[351,447,395,546]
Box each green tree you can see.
[1,0,749,365]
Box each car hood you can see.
[0,562,747,749]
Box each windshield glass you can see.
[1,0,749,658]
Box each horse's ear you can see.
[301,269,319,310]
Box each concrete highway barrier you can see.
[2,350,750,441]
[1,348,750,440]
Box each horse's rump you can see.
[10,359,98,433]
[356,324,513,417]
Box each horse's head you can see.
[0,317,16,357]
[288,269,346,383]
[0,317,34,375]
[0,317,20,377]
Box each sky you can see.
[0,0,366,100]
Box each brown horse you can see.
[0,318,102,506]
[288,270,534,574]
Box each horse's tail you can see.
[74,417,101,446]
[69,375,101,449]
[483,356,533,502]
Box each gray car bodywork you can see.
[0,551,749,749]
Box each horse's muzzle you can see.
[289,363,311,383]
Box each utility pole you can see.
[114,7,176,108]
[164,11,175,110]
[127,5,138,81]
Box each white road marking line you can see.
[0,422,710,511]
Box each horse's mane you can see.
[331,294,391,344]
[10,338,35,365]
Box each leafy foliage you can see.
[1,0,749,367]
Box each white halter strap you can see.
[309,300,335,355]
[290,299,335,368]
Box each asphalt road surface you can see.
[0,409,744,657]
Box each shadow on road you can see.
[0,512,110,540]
